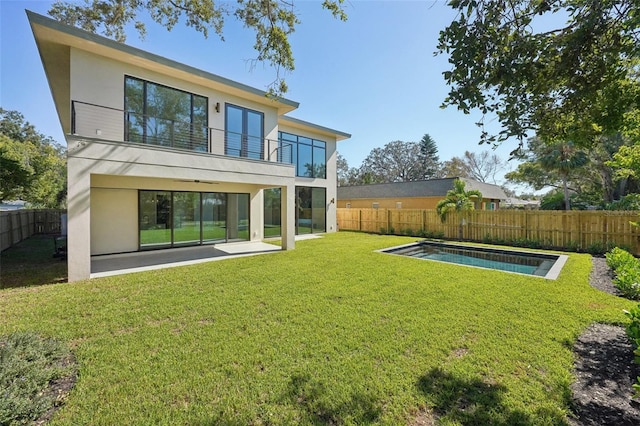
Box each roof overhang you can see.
[278,115,351,141]
[27,10,300,134]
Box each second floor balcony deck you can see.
[71,100,293,164]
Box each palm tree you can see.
[539,141,589,210]
[436,179,482,240]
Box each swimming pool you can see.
[380,241,568,279]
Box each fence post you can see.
[359,209,362,231]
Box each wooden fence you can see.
[0,209,66,252]
[337,208,640,255]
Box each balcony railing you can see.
[71,100,293,164]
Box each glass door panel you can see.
[228,193,250,241]
[296,187,312,235]
[311,188,326,233]
[263,188,281,237]
[246,110,263,159]
[140,191,172,249]
[225,105,243,156]
[173,192,201,246]
[202,193,227,243]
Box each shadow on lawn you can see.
[416,367,565,425]
[283,374,382,424]
[0,235,67,289]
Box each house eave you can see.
[26,10,300,126]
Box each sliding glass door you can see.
[295,187,326,235]
[173,192,201,246]
[139,191,172,249]
[202,193,226,243]
[139,190,249,249]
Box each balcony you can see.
[71,101,292,163]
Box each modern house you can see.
[337,178,508,210]
[28,11,350,282]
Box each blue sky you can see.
[1,0,519,180]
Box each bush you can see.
[606,247,638,271]
[606,194,640,211]
[624,305,640,397]
[606,247,640,300]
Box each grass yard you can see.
[0,235,67,289]
[0,232,634,424]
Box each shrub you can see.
[606,247,640,300]
[606,194,640,211]
[0,332,75,425]
[586,240,616,255]
[624,305,640,397]
[606,247,637,271]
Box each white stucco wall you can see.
[91,188,138,255]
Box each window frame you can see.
[124,75,209,151]
[278,131,327,179]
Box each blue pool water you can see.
[382,242,564,278]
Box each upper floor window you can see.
[225,104,264,160]
[278,131,326,178]
[124,76,208,152]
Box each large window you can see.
[225,104,264,159]
[296,187,326,234]
[125,76,208,152]
[278,132,326,178]
[139,190,249,249]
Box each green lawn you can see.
[0,232,633,424]
[0,235,67,289]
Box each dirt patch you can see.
[569,256,640,425]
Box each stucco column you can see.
[67,163,91,282]
[281,184,295,250]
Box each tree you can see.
[418,133,440,179]
[48,0,347,95]
[441,150,507,184]
[358,140,425,183]
[435,178,482,240]
[0,146,30,203]
[539,142,589,210]
[438,0,640,149]
[505,138,591,210]
[0,108,67,208]
[336,153,349,186]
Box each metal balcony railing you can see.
[71,100,293,164]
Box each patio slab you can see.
[91,241,281,278]
[90,234,323,279]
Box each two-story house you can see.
[28,11,350,282]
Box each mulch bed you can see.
[569,257,640,425]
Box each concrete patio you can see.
[91,234,321,278]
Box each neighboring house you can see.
[28,11,350,282]
[0,201,27,211]
[502,198,541,210]
[337,178,508,210]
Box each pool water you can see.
[381,242,566,279]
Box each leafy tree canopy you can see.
[438,0,640,149]
[0,108,67,207]
[359,140,431,184]
[48,0,347,95]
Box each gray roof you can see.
[337,178,508,200]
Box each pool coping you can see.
[377,240,569,280]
